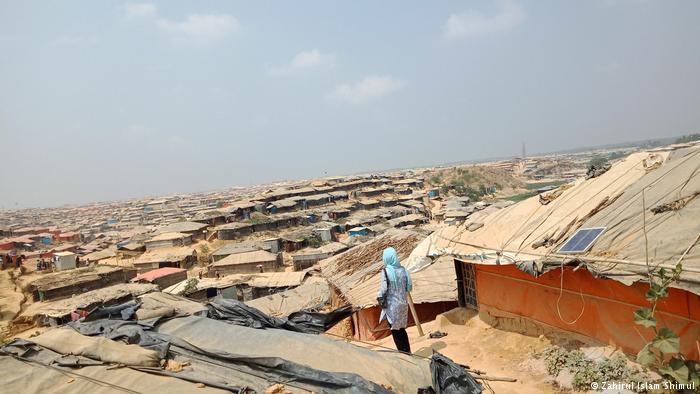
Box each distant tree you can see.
[198,244,210,266]
[589,156,609,168]
[182,278,199,295]
[429,174,443,185]
[675,133,700,144]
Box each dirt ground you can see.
[335,307,621,393]
[0,269,26,340]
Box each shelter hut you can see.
[303,193,333,208]
[267,199,298,214]
[53,252,77,271]
[26,265,137,302]
[215,222,254,240]
[356,199,380,210]
[144,232,192,250]
[154,221,209,240]
[132,267,187,289]
[329,190,349,202]
[211,242,265,262]
[116,241,145,257]
[191,210,228,227]
[165,270,310,301]
[291,242,349,271]
[16,283,156,327]
[208,250,281,276]
[245,276,330,317]
[386,213,427,228]
[405,144,700,360]
[82,248,117,264]
[132,246,197,274]
[55,232,80,243]
[226,200,258,220]
[321,230,458,341]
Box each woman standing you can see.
[377,247,413,353]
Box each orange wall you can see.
[474,264,700,360]
[353,301,458,341]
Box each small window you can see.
[455,260,478,310]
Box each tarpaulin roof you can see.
[133,246,196,265]
[319,229,457,308]
[133,267,186,283]
[406,143,700,295]
[210,249,278,267]
[19,283,157,319]
[154,221,208,234]
[245,276,330,317]
[2,299,439,393]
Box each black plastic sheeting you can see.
[69,317,172,359]
[63,301,388,393]
[430,353,483,394]
[12,299,478,393]
[83,299,141,321]
[207,299,353,334]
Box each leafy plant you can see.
[181,278,199,295]
[633,263,700,386]
[540,346,650,392]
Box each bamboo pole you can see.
[473,375,517,383]
[406,292,424,336]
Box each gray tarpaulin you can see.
[2,297,475,393]
[207,298,353,334]
[157,315,433,393]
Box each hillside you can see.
[425,165,527,200]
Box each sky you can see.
[1,1,699,209]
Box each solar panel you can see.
[557,227,606,254]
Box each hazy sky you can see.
[1,1,699,208]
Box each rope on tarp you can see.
[8,354,143,394]
[555,262,586,325]
[494,148,700,263]
[434,232,700,275]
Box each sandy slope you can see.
[0,270,25,339]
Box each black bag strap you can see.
[383,268,390,290]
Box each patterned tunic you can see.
[377,267,409,329]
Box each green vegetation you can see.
[541,347,650,392]
[198,244,210,265]
[247,212,272,224]
[181,278,199,295]
[506,191,538,202]
[429,173,443,185]
[588,156,609,168]
[306,235,322,249]
[634,263,700,386]
[589,151,628,168]
[675,133,700,144]
[525,181,566,191]
[428,166,522,201]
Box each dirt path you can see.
[0,269,26,340]
[342,308,569,393]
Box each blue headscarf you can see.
[382,247,412,292]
